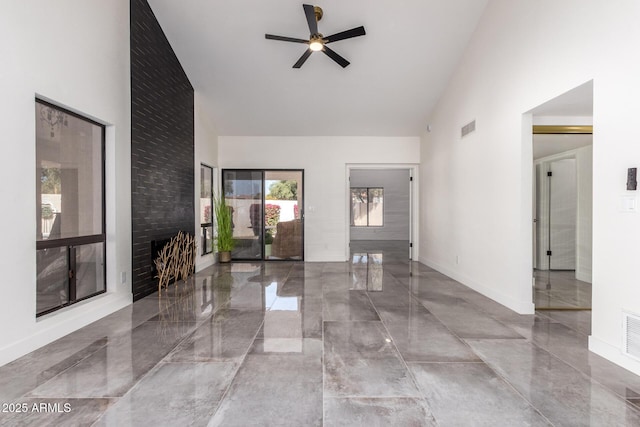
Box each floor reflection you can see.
[351,253,383,291]
[2,241,639,427]
[534,269,592,310]
[367,253,383,291]
[262,281,303,353]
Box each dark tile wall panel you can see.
[131,0,194,301]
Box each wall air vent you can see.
[623,311,640,361]
[461,120,476,138]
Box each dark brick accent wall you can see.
[131,0,194,301]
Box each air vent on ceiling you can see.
[623,311,640,361]
[461,120,476,138]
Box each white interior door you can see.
[549,158,577,270]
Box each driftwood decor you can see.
[154,231,196,292]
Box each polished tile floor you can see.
[534,269,592,310]
[1,241,639,426]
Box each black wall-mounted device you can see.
[628,167,637,191]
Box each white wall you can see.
[0,1,132,366]
[533,133,592,160]
[194,93,219,271]
[420,0,640,374]
[218,137,420,261]
[575,145,593,282]
[350,169,410,241]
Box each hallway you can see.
[1,249,639,425]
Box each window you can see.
[350,187,383,227]
[35,99,105,316]
[200,164,214,255]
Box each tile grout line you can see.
[348,253,617,425]
[403,264,633,422]
[29,284,204,418]
[402,291,556,425]
[90,279,226,426]
[205,261,291,424]
[359,256,440,426]
[205,317,265,424]
[380,261,557,426]
[495,331,640,412]
[13,248,637,426]
[410,293,557,424]
[475,284,638,404]
[534,309,591,337]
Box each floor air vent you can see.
[461,120,476,138]
[623,311,640,361]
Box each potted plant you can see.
[213,194,234,263]
[264,229,274,257]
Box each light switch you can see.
[621,196,637,213]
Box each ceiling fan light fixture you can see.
[309,37,324,51]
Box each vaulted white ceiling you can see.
[147,0,489,136]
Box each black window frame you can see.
[35,98,106,317]
[200,163,214,255]
[350,187,384,227]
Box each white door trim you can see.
[345,163,420,261]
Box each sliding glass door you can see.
[223,169,303,261]
[264,171,303,260]
[222,170,263,260]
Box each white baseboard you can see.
[0,292,131,367]
[589,335,640,377]
[306,256,347,262]
[418,256,535,315]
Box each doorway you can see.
[529,81,593,310]
[222,169,304,261]
[347,167,414,262]
[534,149,592,309]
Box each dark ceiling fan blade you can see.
[293,49,313,68]
[324,26,366,44]
[303,4,318,35]
[322,46,350,68]
[265,34,309,44]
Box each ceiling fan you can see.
[265,4,366,68]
